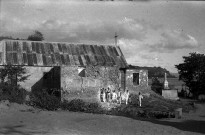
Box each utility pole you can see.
[114,32,118,46]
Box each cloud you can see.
[148,30,199,53]
[33,17,149,43]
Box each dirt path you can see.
[0,103,205,135]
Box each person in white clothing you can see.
[138,92,143,107]
[112,90,117,103]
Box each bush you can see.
[0,84,27,104]
[30,89,61,111]
[62,99,86,112]
[61,99,104,113]
[151,77,163,94]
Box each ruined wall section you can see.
[126,69,148,92]
[19,67,53,91]
[61,65,121,102]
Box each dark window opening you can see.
[133,73,139,86]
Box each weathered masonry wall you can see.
[126,69,148,92]
[61,66,122,102]
[19,66,60,92]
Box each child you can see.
[138,92,143,107]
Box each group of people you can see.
[100,87,130,105]
[100,87,144,107]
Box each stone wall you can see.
[162,90,179,100]
[61,66,122,102]
[126,69,148,92]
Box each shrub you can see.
[30,88,61,111]
[151,77,163,94]
[0,84,27,104]
[61,99,104,113]
[62,99,86,112]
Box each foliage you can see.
[30,88,61,111]
[0,84,27,104]
[0,65,29,85]
[175,52,205,98]
[61,99,104,113]
[151,77,163,94]
[27,30,44,41]
[128,65,176,78]
[0,65,29,103]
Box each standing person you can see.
[112,90,117,103]
[125,90,130,105]
[102,88,106,102]
[138,92,143,107]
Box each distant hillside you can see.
[0,36,14,41]
[128,65,176,78]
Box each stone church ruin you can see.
[0,40,148,102]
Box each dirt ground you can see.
[0,101,205,135]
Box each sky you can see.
[1,0,205,73]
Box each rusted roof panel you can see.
[112,47,119,56]
[80,55,87,66]
[103,46,110,56]
[49,43,54,53]
[36,42,41,54]
[27,53,33,66]
[85,45,92,55]
[70,44,76,55]
[57,43,63,52]
[54,53,62,65]
[82,45,88,55]
[84,55,91,65]
[60,54,65,65]
[53,43,59,53]
[41,43,45,54]
[13,53,18,64]
[66,54,71,65]
[44,43,51,54]
[6,41,12,52]
[31,42,36,52]
[22,53,28,65]
[0,52,3,65]
[94,45,101,55]
[6,53,13,64]
[1,40,128,68]
[78,55,84,66]
[73,55,80,65]
[33,53,37,65]
[36,54,43,66]
[13,41,18,52]
[90,45,96,55]
[62,44,67,53]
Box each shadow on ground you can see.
[0,125,48,135]
[131,116,205,134]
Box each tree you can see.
[0,65,29,103]
[175,52,205,98]
[27,30,44,41]
[0,65,29,86]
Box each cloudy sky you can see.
[1,0,205,73]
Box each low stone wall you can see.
[162,90,179,100]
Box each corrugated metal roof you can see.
[0,40,128,68]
